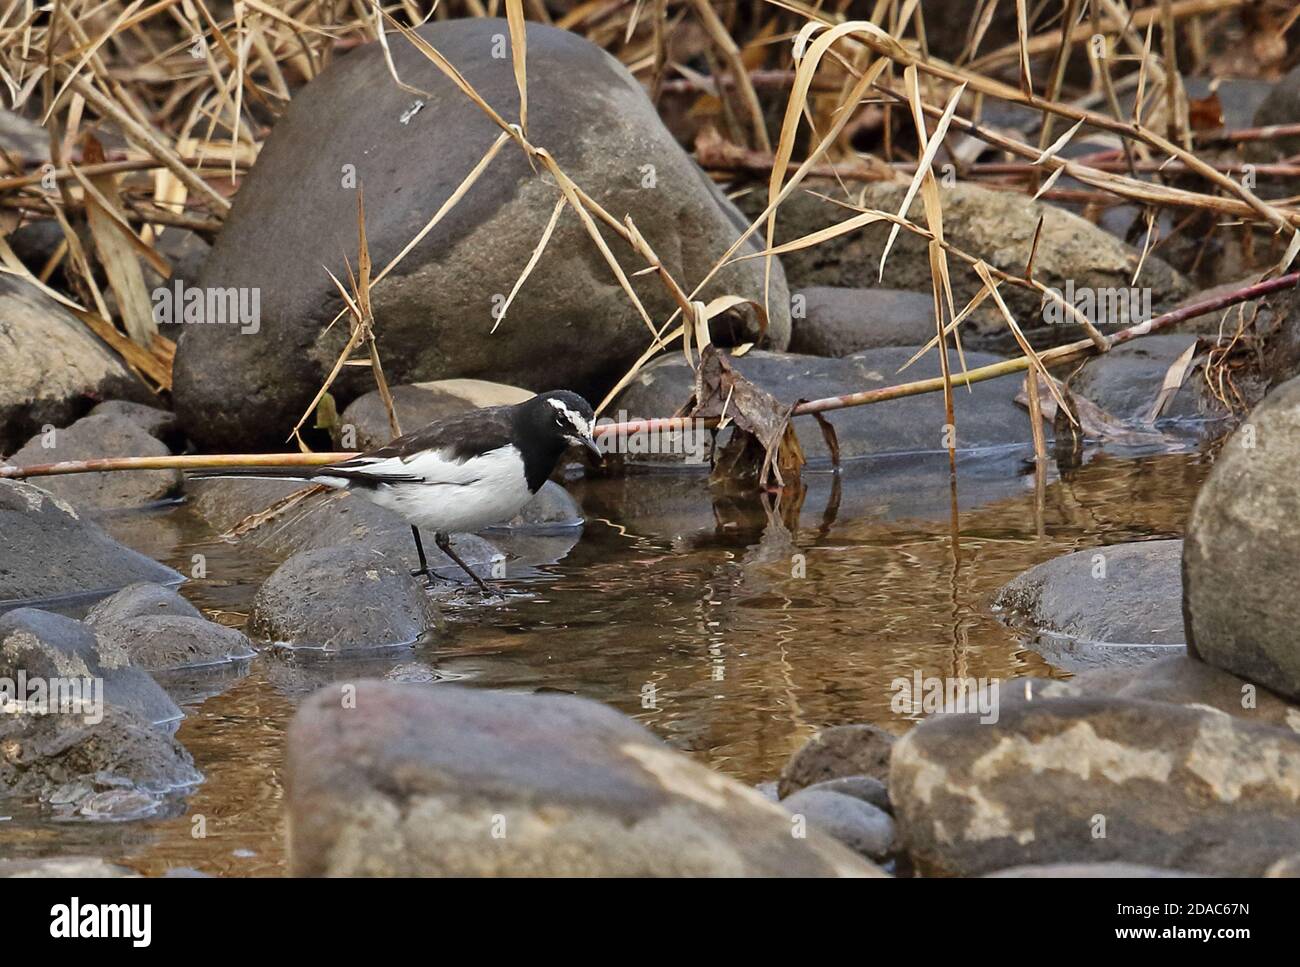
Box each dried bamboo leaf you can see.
[1147,339,1198,423]
[972,259,1072,420]
[494,194,566,333]
[878,78,966,281]
[505,0,528,135]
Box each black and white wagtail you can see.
[196,390,601,591]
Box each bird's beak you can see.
[580,433,604,463]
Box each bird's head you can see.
[529,390,602,461]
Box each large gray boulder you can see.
[174,18,788,450]
[6,413,181,510]
[1184,376,1300,700]
[891,693,1300,877]
[1029,653,1300,734]
[0,479,182,607]
[739,180,1187,353]
[0,275,148,454]
[285,681,881,876]
[333,379,532,450]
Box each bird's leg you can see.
[410,526,432,580]
[435,531,491,593]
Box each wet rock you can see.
[0,275,149,454]
[0,608,182,726]
[1031,654,1300,734]
[0,704,201,820]
[778,724,895,798]
[285,680,882,876]
[1251,64,1300,158]
[796,775,892,814]
[334,379,533,450]
[173,17,788,451]
[88,400,180,446]
[1068,334,1224,424]
[993,540,1184,670]
[737,179,1187,353]
[0,857,138,877]
[1184,376,1300,700]
[782,788,896,862]
[84,582,202,625]
[84,583,255,671]
[7,414,181,510]
[788,287,936,357]
[383,661,447,685]
[891,694,1300,877]
[0,480,182,607]
[487,479,583,532]
[93,616,255,672]
[985,862,1204,878]
[248,545,440,651]
[184,475,578,576]
[612,347,1034,467]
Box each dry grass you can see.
[1,0,1298,476]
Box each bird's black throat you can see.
[510,404,571,493]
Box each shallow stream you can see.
[0,444,1210,875]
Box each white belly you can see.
[344,444,535,534]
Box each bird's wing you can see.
[320,405,516,486]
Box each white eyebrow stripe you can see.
[547,398,593,438]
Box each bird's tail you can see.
[186,467,345,488]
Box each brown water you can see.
[0,446,1210,876]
